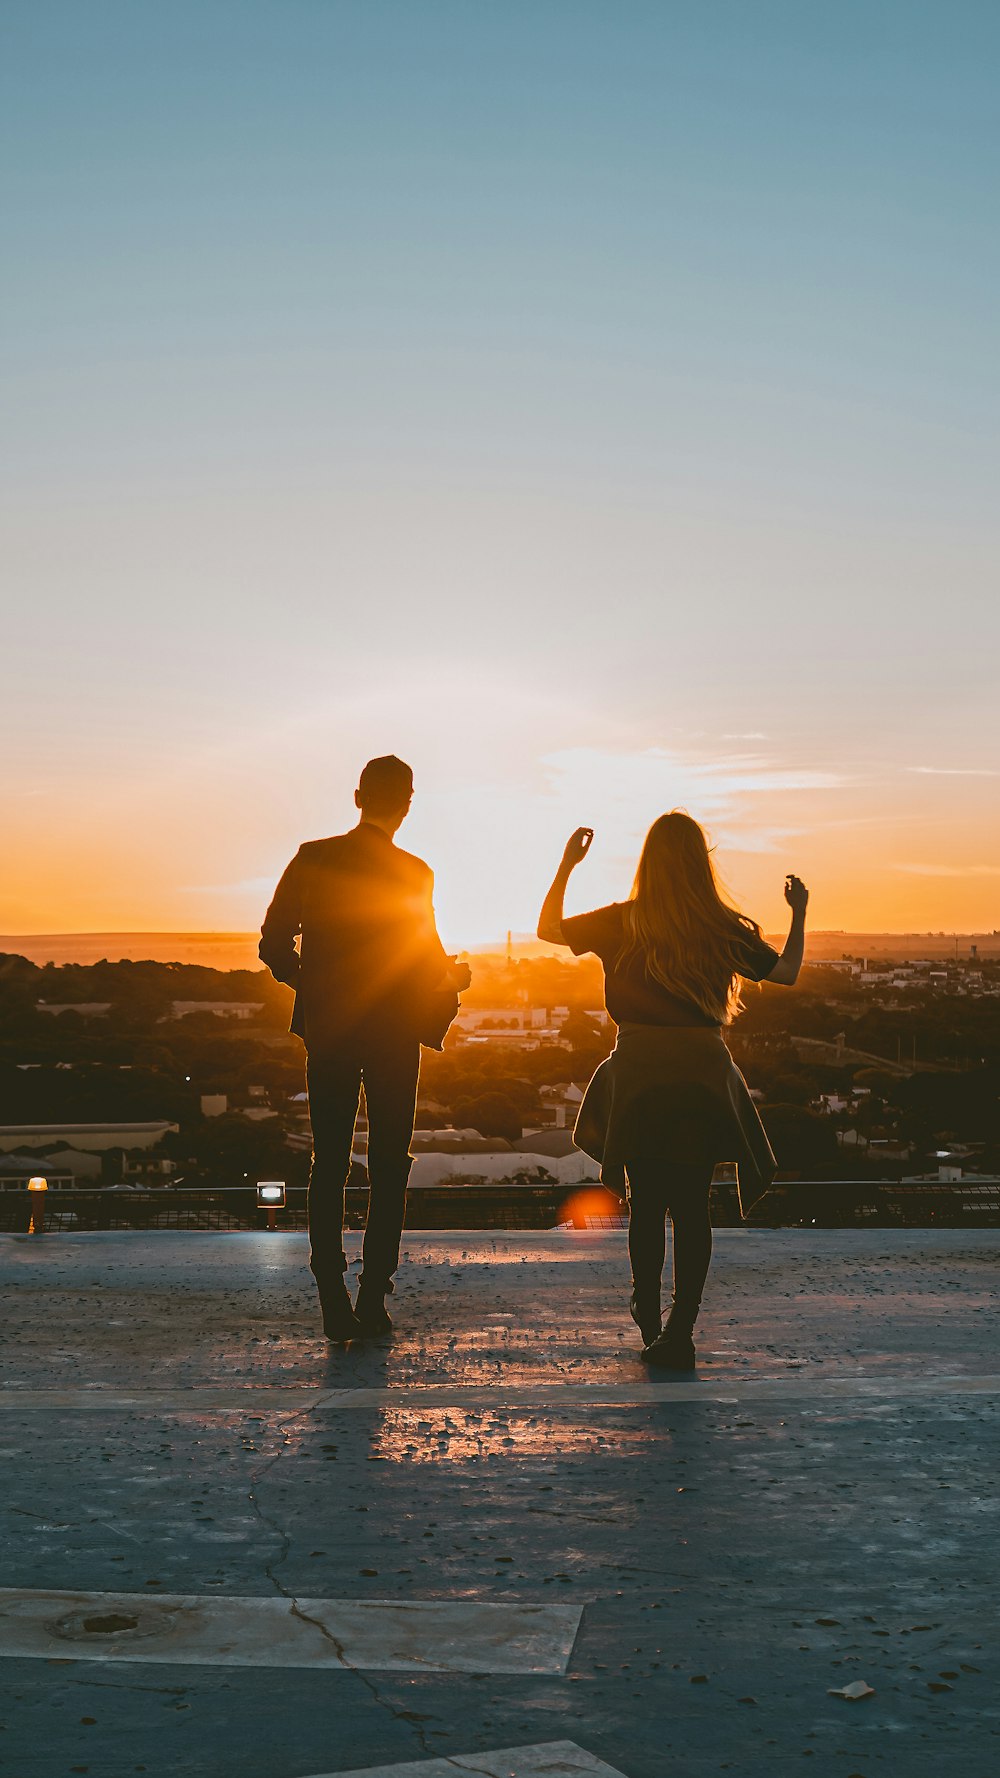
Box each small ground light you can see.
[257,1181,286,1230]
[27,1177,48,1235]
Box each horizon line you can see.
[3,927,999,944]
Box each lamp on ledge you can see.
[27,1176,48,1235]
[256,1180,286,1231]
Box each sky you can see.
[3,1,998,948]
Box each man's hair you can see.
[357,754,414,814]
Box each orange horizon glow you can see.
[6,827,999,944]
[6,711,999,948]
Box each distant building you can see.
[0,1155,75,1189]
[0,1121,178,1155]
[343,1118,598,1189]
[169,1001,263,1021]
[453,1006,567,1047]
[35,1145,104,1179]
[410,1129,514,1154]
[36,1001,111,1018]
[514,1128,579,1159]
[538,1082,586,1127]
[406,1147,597,1189]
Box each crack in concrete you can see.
[246,1436,436,1760]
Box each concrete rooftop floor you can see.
[0,1227,997,1778]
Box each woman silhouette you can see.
[538,812,808,1370]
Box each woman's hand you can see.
[443,956,472,993]
[538,829,593,945]
[768,876,810,983]
[562,827,594,869]
[784,874,809,916]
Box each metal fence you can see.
[2,1178,998,1232]
[0,1182,617,1234]
[748,1178,1000,1229]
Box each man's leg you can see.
[305,1048,362,1285]
[356,1036,421,1313]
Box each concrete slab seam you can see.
[295,1740,629,1778]
[0,1588,584,1675]
[1,1374,997,1412]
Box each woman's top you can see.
[561,901,779,1029]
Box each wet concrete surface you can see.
[0,1229,997,1777]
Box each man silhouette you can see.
[259,756,469,1339]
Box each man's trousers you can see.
[305,1033,421,1292]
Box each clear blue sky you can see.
[3,2,998,939]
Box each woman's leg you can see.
[625,1164,670,1342]
[665,1169,714,1333]
[626,1164,668,1298]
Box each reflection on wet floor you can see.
[370,1406,662,1464]
[402,1242,601,1265]
[6,1231,999,1392]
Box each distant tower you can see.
[506,929,513,969]
[971,943,978,960]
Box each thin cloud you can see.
[894,864,1000,878]
[543,745,843,811]
[541,745,843,863]
[907,766,1000,777]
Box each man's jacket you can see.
[259,824,451,1051]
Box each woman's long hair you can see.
[619,811,763,1024]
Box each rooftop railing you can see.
[1,1177,997,1233]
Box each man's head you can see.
[355,755,414,834]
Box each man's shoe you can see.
[630,1289,662,1348]
[641,1328,696,1371]
[315,1276,360,1342]
[354,1285,393,1336]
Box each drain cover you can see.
[49,1604,174,1644]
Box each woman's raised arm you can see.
[765,874,809,985]
[537,827,594,945]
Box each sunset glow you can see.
[4,5,998,947]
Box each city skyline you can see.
[4,3,998,943]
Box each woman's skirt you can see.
[573,1022,776,1219]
